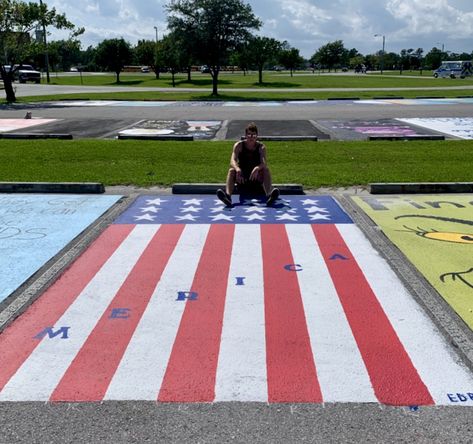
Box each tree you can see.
[311,40,346,72]
[424,47,445,70]
[166,0,261,95]
[160,32,186,87]
[47,39,81,71]
[135,39,161,79]
[95,38,133,83]
[279,42,303,76]
[0,0,82,102]
[248,36,282,84]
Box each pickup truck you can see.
[2,64,41,83]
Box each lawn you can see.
[1,139,471,188]
[47,71,473,89]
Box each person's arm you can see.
[230,142,244,183]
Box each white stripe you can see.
[104,224,210,400]
[285,224,377,403]
[0,225,158,401]
[338,223,473,406]
[215,224,267,401]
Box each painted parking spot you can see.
[0,118,57,132]
[359,98,473,106]
[0,195,472,405]
[318,119,438,140]
[353,195,473,329]
[0,194,121,302]
[397,117,473,139]
[226,120,329,140]
[118,120,221,140]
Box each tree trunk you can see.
[2,74,16,102]
[258,67,263,84]
[172,71,175,87]
[211,68,219,96]
[116,71,120,83]
[187,66,191,82]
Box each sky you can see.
[42,0,473,58]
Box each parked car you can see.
[200,65,210,73]
[141,66,150,73]
[3,64,41,83]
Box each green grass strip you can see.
[1,139,472,188]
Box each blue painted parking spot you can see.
[0,194,121,302]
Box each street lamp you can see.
[154,26,158,44]
[374,34,385,74]
[39,0,50,83]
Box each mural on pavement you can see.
[0,195,471,405]
[118,120,221,139]
[0,194,121,302]
[0,118,57,132]
[353,195,473,329]
[397,117,473,139]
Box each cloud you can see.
[40,0,473,57]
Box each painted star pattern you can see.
[116,196,352,225]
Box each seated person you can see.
[217,122,279,207]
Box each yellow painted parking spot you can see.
[353,195,473,329]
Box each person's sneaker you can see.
[217,189,232,207]
[266,188,280,206]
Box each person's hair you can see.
[245,122,258,134]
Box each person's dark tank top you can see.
[238,142,261,176]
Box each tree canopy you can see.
[166,0,261,95]
[95,38,133,83]
[0,0,82,101]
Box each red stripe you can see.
[312,224,434,406]
[50,224,184,401]
[0,224,133,391]
[158,224,234,402]
[261,225,323,403]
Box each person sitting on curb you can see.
[217,122,280,207]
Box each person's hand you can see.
[249,166,260,181]
[236,168,245,184]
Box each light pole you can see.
[38,0,50,83]
[374,34,385,74]
[154,26,158,44]
[436,42,445,52]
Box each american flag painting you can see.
[0,195,472,405]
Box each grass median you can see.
[1,139,471,188]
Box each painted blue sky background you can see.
[42,0,473,58]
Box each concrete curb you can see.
[0,133,73,139]
[0,182,105,193]
[368,135,445,141]
[370,182,473,194]
[117,134,194,141]
[172,183,304,194]
[327,97,360,101]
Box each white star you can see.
[301,199,320,206]
[210,213,235,221]
[305,206,329,214]
[242,213,266,221]
[175,214,199,221]
[180,206,202,213]
[242,199,264,206]
[182,198,203,206]
[244,206,266,213]
[214,199,225,206]
[134,213,156,221]
[309,213,331,220]
[210,206,225,213]
[140,206,160,213]
[276,213,300,221]
[146,198,168,205]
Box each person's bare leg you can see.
[226,168,236,196]
[261,166,273,196]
